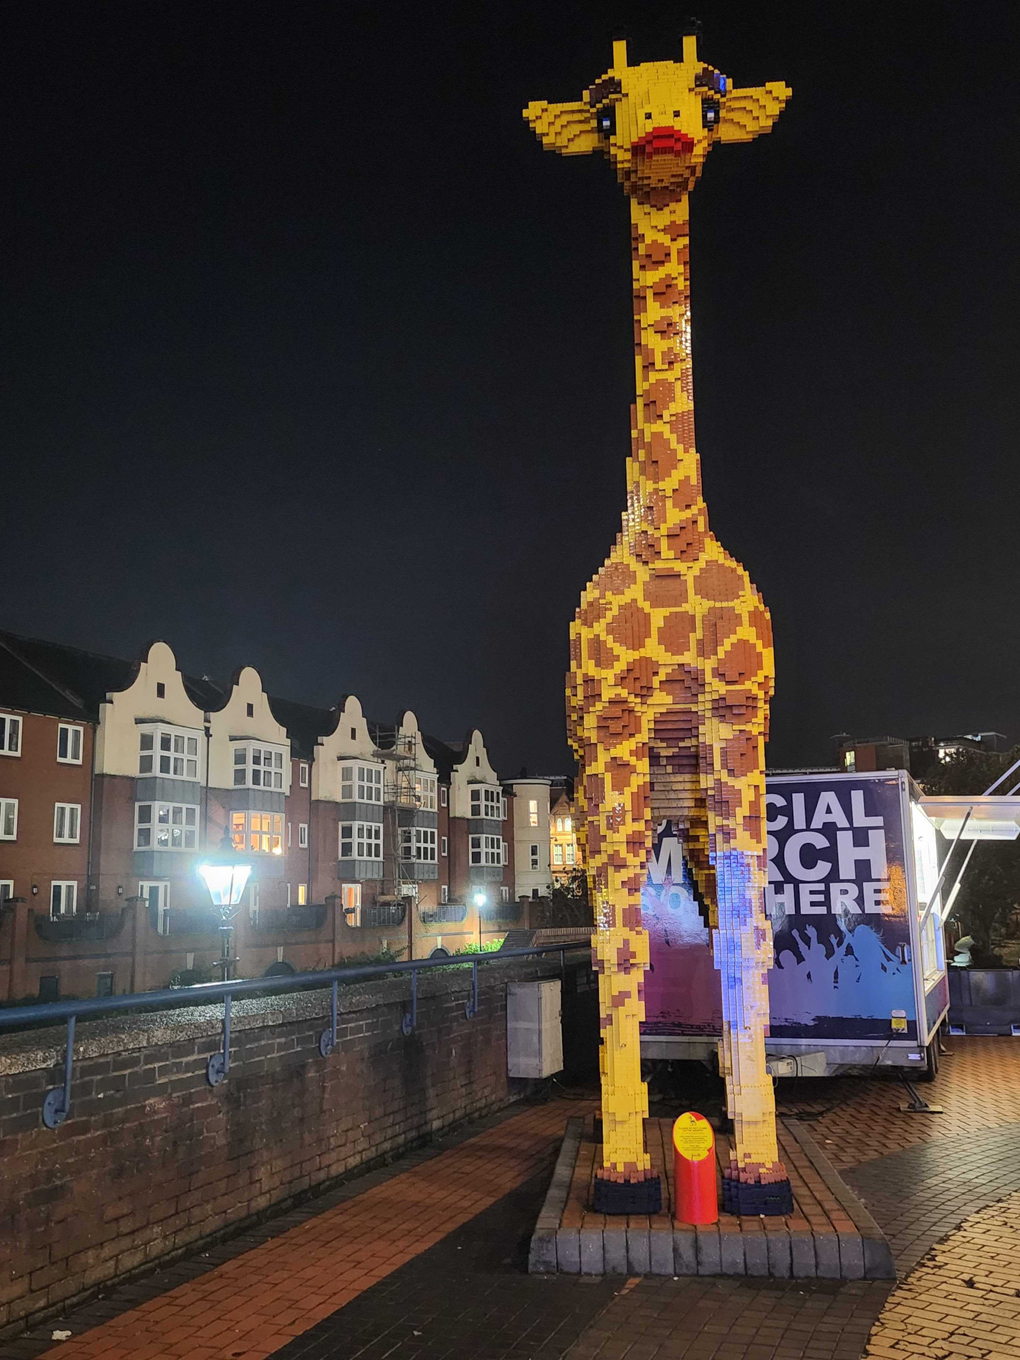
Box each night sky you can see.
[3,2,1018,774]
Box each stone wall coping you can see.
[0,955,574,1076]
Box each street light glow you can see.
[197,861,252,909]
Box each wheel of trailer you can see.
[917,1037,939,1082]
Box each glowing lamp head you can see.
[197,830,252,912]
[473,890,487,908]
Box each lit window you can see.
[400,827,437,862]
[297,883,308,905]
[340,762,384,803]
[565,843,576,866]
[232,743,286,790]
[0,714,22,756]
[469,834,503,866]
[0,799,18,840]
[53,803,81,844]
[231,810,284,855]
[57,724,83,764]
[528,799,539,827]
[469,786,505,820]
[530,843,540,870]
[299,762,309,787]
[298,823,308,848]
[50,881,77,917]
[414,773,438,811]
[339,822,383,860]
[135,802,198,850]
[138,725,200,779]
[564,817,572,832]
[556,817,563,832]
[553,843,563,865]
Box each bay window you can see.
[469,834,504,866]
[400,827,438,862]
[415,773,438,811]
[231,810,284,854]
[339,822,383,860]
[469,786,505,821]
[233,743,286,790]
[135,802,199,850]
[138,725,201,779]
[340,762,384,803]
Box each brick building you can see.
[549,777,582,885]
[0,630,517,1001]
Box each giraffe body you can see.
[526,33,793,1203]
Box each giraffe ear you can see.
[716,82,791,143]
[523,99,600,156]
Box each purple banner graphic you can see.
[642,777,919,1042]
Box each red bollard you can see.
[673,1111,718,1225]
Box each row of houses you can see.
[0,629,581,1002]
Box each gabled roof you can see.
[0,628,491,779]
[0,630,135,722]
[267,696,339,760]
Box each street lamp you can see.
[473,888,487,949]
[197,830,252,982]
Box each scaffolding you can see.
[375,729,421,909]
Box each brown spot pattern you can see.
[607,599,651,650]
[658,610,696,657]
[695,559,745,602]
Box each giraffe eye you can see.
[702,100,720,130]
[596,105,616,138]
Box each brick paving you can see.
[6,1037,1020,1360]
[11,1098,594,1360]
[783,1038,1020,1168]
[864,1191,1020,1360]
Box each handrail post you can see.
[401,967,417,1035]
[319,979,339,1057]
[42,1014,76,1130]
[207,992,231,1086]
[465,959,479,1019]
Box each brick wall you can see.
[0,955,596,1335]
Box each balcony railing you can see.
[418,902,468,925]
[32,909,128,944]
[251,904,328,933]
[363,902,407,929]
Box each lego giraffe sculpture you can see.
[526,31,793,1215]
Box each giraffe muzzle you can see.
[631,127,696,159]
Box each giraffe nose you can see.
[632,126,695,158]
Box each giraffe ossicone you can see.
[525,31,793,1215]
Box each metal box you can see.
[507,979,563,1078]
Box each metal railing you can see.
[0,942,588,1131]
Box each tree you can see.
[922,746,1020,962]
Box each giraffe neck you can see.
[624,195,708,565]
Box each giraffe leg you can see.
[700,702,792,1215]
[586,739,662,1214]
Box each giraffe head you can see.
[524,32,790,203]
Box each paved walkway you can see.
[5,1037,1020,1360]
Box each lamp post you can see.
[197,831,253,982]
[473,888,487,950]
